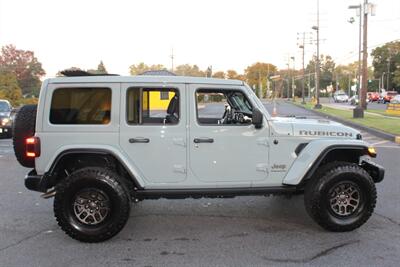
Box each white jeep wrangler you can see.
[13,72,384,242]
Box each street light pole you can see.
[349,3,363,117]
[360,0,369,111]
[291,56,295,100]
[387,56,391,90]
[313,0,322,109]
[298,31,306,104]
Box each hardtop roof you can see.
[47,75,244,86]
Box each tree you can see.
[226,70,245,81]
[244,62,277,97]
[334,62,358,95]
[212,71,225,79]
[97,60,108,74]
[88,60,108,74]
[129,62,166,75]
[371,41,400,91]
[0,71,23,106]
[174,64,205,77]
[0,45,45,96]
[306,55,335,94]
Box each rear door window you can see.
[126,88,179,125]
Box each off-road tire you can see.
[12,105,37,168]
[54,167,131,242]
[304,161,376,232]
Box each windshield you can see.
[244,83,268,115]
[229,92,252,114]
[0,102,10,112]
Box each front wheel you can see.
[304,162,376,232]
[54,167,131,242]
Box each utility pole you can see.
[387,56,391,90]
[349,0,375,117]
[297,32,308,104]
[286,56,290,99]
[170,48,174,73]
[360,0,369,111]
[291,56,295,100]
[267,64,270,98]
[258,71,262,99]
[312,0,322,109]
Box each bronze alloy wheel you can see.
[73,189,111,225]
[328,182,361,217]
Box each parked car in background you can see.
[381,91,397,103]
[333,91,349,103]
[349,95,359,105]
[390,94,400,104]
[368,92,380,102]
[0,99,13,138]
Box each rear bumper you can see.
[25,170,48,192]
[361,160,385,183]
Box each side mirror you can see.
[252,108,263,129]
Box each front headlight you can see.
[1,118,11,126]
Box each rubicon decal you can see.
[299,130,353,137]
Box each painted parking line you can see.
[375,145,400,149]
[371,140,389,146]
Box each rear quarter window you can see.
[50,87,111,125]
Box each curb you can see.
[290,102,398,143]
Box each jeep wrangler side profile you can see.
[13,74,384,242]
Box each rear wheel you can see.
[54,167,131,242]
[304,162,376,232]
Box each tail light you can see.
[26,137,41,158]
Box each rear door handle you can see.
[129,137,150,143]
[194,138,214,143]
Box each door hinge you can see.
[256,163,269,173]
[173,137,186,147]
[173,164,186,174]
[256,137,269,147]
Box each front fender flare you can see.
[282,139,369,185]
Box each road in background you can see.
[319,97,387,110]
[0,102,399,266]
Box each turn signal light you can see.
[25,137,41,158]
[367,147,377,158]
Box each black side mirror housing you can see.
[252,108,263,129]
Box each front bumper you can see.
[361,160,385,183]
[25,170,48,192]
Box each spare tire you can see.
[13,105,37,168]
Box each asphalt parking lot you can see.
[0,102,399,266]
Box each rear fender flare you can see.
[44,146,145,188]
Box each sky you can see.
[0,0,399,78]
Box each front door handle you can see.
[129,137,150,143]
[194,138,214,143]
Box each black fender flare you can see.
[44,148,143,189]
[300,145,369,184]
